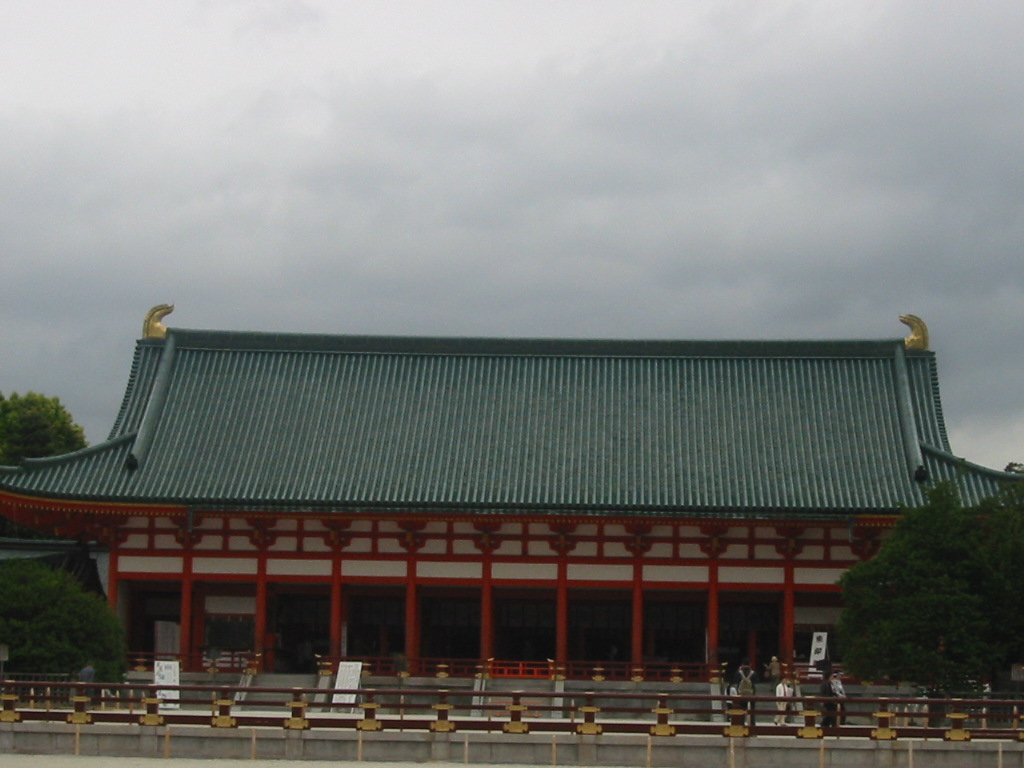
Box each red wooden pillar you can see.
[107,551,119,610]
[781,562,795,663]
[254,560,269,670]
[631,561,644,666]
[706,563,719,667]
[179,552,194,670]
[555,558,568,664]
[190,583,205,667]
[404,562,419,665]
[330,554,344,658]
[480,562,494,661]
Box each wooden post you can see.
[140,697,164,726]
[723,708,749,738]
[945,707,971,742]
[576,691,602,735]
[0,693,21,723]
[503,692,530,734]
[68,695,92,725]
[796,709,823,739]
[431,689,456,733]
[211,699,237,728]
[651,693,676,737]
[358,691,383,731]
[870,699,897,740]
[283,690,310,730]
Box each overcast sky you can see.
[1,1,1021,471]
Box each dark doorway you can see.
[718,597,780,674]
[270,589,330,672]
[644,594,706,662]
[568,591,631,662]
[125,581,182,660]
[346,589,405,660]
[419,590,480,660]
[494,589,555,661]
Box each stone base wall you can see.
[3,721,1023,768]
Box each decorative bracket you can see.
[699,523,730,558]
[624,522,653,555]
[246,517,279,550]
[473,522,502,554]
[321,519,353,551]
[774,525,805,558]
[548,522,577,555]
[398,521,427,552]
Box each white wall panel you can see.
[267,559,331,576]
[719,566,784,584]
[193,557,257,575]
[418,561,483,579]
[118,556,182,574]
[567,564,632,582]
[493,562,556,581]
[642,564,709,583]
[794,568,843,586]
[342,560,406,578]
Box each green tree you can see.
[0,558,125,681]
[837,483,994,692]
[838,481,1024,692]
[0,391,87,465]
[976,482,1024,672]
[0,391,87,538]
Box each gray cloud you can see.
[1,1,1021,469]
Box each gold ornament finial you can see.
[899,314,929,350]
[143,304,174,339]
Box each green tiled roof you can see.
[1,329,1016,516]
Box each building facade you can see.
[0,311,1014,676]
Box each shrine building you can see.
[0,309,1015,678]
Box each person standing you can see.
[78,661,96,700]
[820,671,845,726]
[774,673,797,724]
[765,656,782,686]
[734,659,757,724]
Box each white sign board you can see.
[331,661,363,705]
[809,632,828,664]
[154,660,181,709]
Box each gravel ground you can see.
[0,756,635,768]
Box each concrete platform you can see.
[3,719,1023,767]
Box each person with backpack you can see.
[734,659,757,724]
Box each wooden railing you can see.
[1,679,1021,742]
[121,652,856,687]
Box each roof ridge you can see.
[164,328,913,359]
[920,443,1023,481]
[11,434,136,472]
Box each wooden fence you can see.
[2,679,1022,743]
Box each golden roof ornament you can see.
[899,314,929,350]
[143,304,174,339]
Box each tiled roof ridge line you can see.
[166,327,914,359]
[126,332,177,471]
[920,443,1023,481]
[1,434,136,475]
[892,342,927,482]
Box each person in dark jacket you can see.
[819,671,844,726]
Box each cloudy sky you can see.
[1,1,1022,470]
